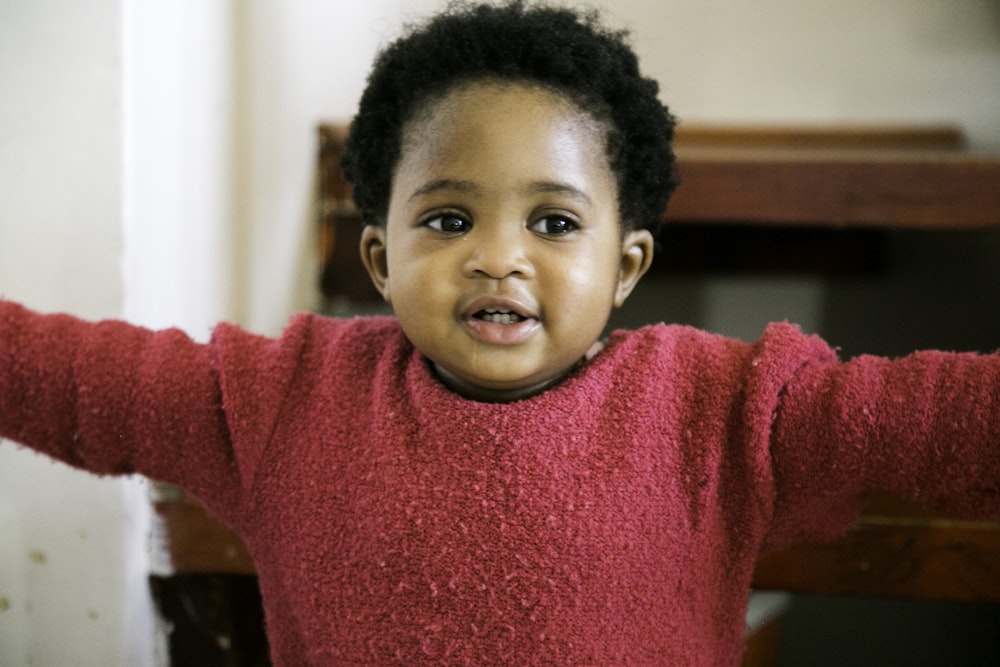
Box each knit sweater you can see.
[2,300,1000,665]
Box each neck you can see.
[432,363,576,403]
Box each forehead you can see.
[405,80,604,138]
[393,81,616,201]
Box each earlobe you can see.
[360,225,391,302]
[614,229,654,307]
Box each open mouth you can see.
[474,308,527,325]
[463,301,540,345]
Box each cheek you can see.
[559,247,622,301]
[385,239,423,286]
[387,247,454,316]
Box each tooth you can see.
[474,309,527,324]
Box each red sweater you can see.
[2,301,1000,665]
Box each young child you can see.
[2,1,999,665]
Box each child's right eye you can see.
[425,214,471,233]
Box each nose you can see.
[462,225,534,280]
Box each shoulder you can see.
[607,321,836,362]
[603,323,747,368]
[288,314,407,360]
[211,313,404,354]
[208,313,407,386]
[597,322,838,402]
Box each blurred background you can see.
[1,1,999,664]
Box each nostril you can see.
[461,234,534,280]
[465,254,532,280]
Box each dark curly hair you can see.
[341,0,679,236]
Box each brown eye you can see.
[426,214,471,233]
[529,215,577,235]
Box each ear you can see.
[614,229,654,307]
[360,225,391,303]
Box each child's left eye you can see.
[529,216,577,235]
[425,214,471,233]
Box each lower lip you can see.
[464,316,541,345]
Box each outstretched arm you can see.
[0,300,283,521]
[766,345,1000,548]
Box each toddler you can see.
[3,2,1000,665]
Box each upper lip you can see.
[459,294,538,320]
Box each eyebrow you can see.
[529,180,593,207]
[407,178,593,206]
[407,179,481,202]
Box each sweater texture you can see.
[2,300,1000,665]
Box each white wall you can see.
[1,0,238,665]
[618,0,1000,149]
[123,1,238,337]
[0,1,153,665]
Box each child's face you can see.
[361,82,652,401]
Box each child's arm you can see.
[0,299,303,523]
[765,343,1000,548]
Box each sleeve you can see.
[0,300,308,522]
[763,332,1000,550]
